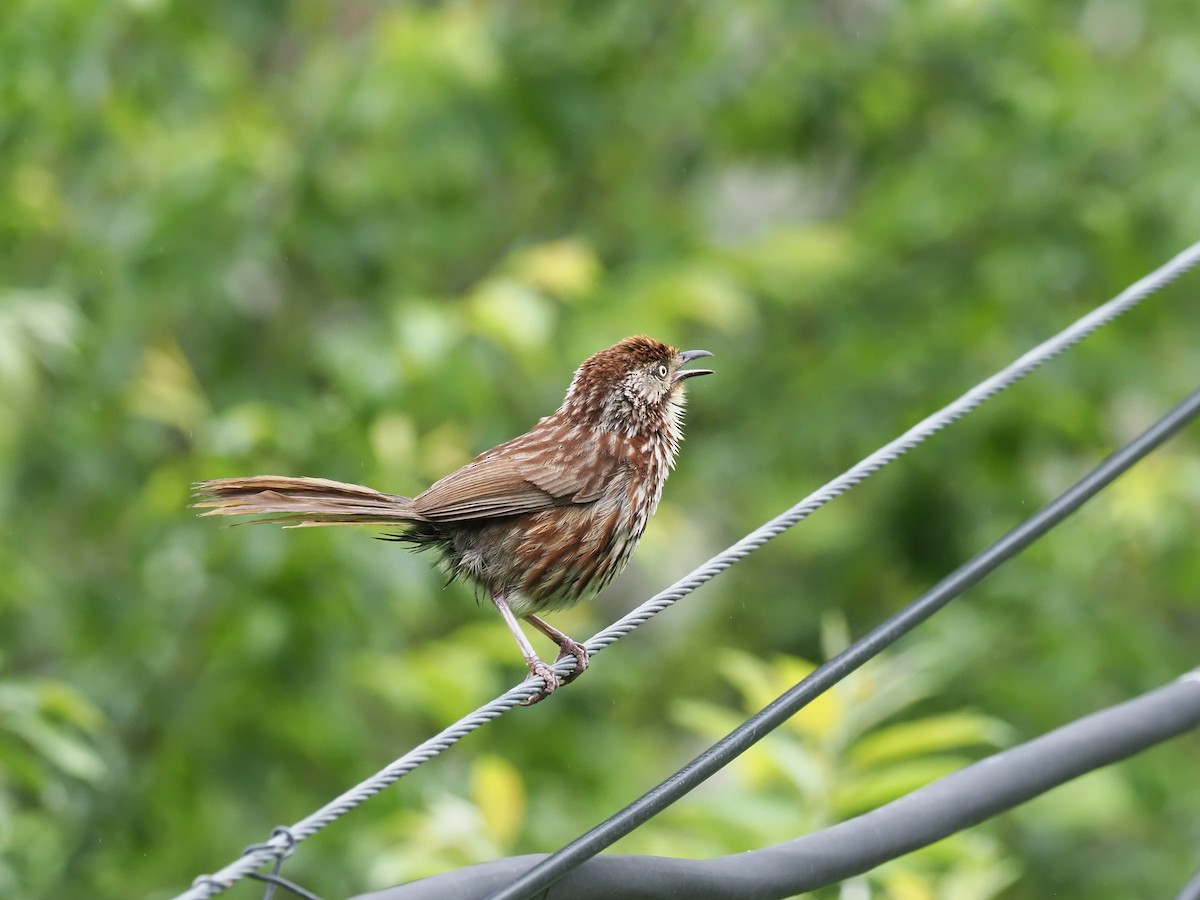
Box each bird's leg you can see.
[525,614,589,685]
[490,592,558,704]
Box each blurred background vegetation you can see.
[2,1,1198,898]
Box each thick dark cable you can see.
[482,385,1200,900]
[354,669,1200,899]
[248,872,322,900]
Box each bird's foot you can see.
[524,614,590,688]
[521,658,560,706]
[554,638,590,686]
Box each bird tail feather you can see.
[192,476,425,528]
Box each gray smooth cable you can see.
[175,240,1200,899]
[355,669,1200,899]
[1176,672,1200,900]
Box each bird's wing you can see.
[413,435,621,522]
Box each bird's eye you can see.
[656,364,669,379]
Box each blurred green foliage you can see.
[2,1,1198,898]
[667,617,1021,897]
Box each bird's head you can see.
[563,335,713,437]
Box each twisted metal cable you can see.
[176,239,1200,900]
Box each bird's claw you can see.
[554,639,590,686]
[520,640,589,704]
[521,659,560,705]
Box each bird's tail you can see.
[192,476,426,528]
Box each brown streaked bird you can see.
[193,335,713,703]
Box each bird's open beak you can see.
[675,349,714,381]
